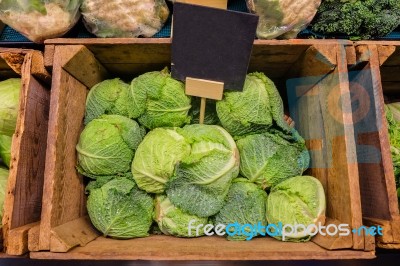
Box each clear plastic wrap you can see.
[246,0,321,39]
[81,0,170,38]
[0,0,82,43]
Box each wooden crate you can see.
[0,48,51,256]
[350,41,400,249]
[29,39,375,260]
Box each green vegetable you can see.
[266,175,326,242]
[84,78,131,125]
[166,124,239,218]
[0,167,9,220]
[311,0,400,40]
[76,115,145,178]
[86,177,154,239]
[129,68,192,129]
[214,178,268,241]
[385,104,400,193]
[154,195,209,237]
[132,128,191,194]
[0,135,12,168]
[0,78,20,137]
[216,72,291,137]
[236,130,309,189]
[190,97,220,125]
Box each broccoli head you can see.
[311,0,400,40]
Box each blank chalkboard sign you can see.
[171,2,258,92]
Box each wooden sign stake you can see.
[176,0,228,124]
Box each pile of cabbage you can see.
[0,78,21,220]
[78,69,326,242]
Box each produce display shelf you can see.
[21,38,375,260]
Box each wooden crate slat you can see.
[30,235,375,261]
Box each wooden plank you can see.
[28,224,40,252]
[312,218,353,250]
[0,52,25,75]
[50,216,99,253]
[44,45,55,71]
[60,46,109,88]
[38,45,107,251]
[380,46,400,66]
[185,78,224,100]
[177,0,227,9]
[38,57,89,250]
[377,45,397,66]
[6,222,39,255]
[2,51,50,255]
[30,51,51,86]
[29,235,375,260]
[364,217,400,244]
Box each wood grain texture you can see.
[6,222,39,256]
[28,224,40,252]
[29,235,375,261]
[1,50,51,256]
[312,218,353,250]
[38,46,106,251]
[50,216,99,253]
[353,43,400,248]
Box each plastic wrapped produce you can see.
[81,0,170,38]
[0,0,82,43]
[246,0,321,39]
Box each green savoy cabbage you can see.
[76,115,145,178]
[166,124,240,218]
[214,178,268,241]
[154,195,209,237]
[129,68,192,129]
[0,167,8,220]
[0,135,12,168]
[84,78,131,125]
[132,128,191,194]
[266,175,326,242]
[216,72,291,137]
[236,129,310,189]
[86,176,154,239]
[0,78,20,137]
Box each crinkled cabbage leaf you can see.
[87,176,154,239]
[154,194,209,237]
[0,78,20,137]
[166,124,239,218]
[132,128,190,193]
[76,115,145,178]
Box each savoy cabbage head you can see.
[0,78,20,137]
[154,194,209,237]
[76,115,145,178]
[86,176,154,239]
[132,128,191,194]
[214,178,268,241]
[166,124,239,218]
[236,129,310,189]
[0,135,12,168]
[216,72,291,137]
[129,68,192,129]
[84,78,131,125]
[0,167,8,220]
[266,175,326,242]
